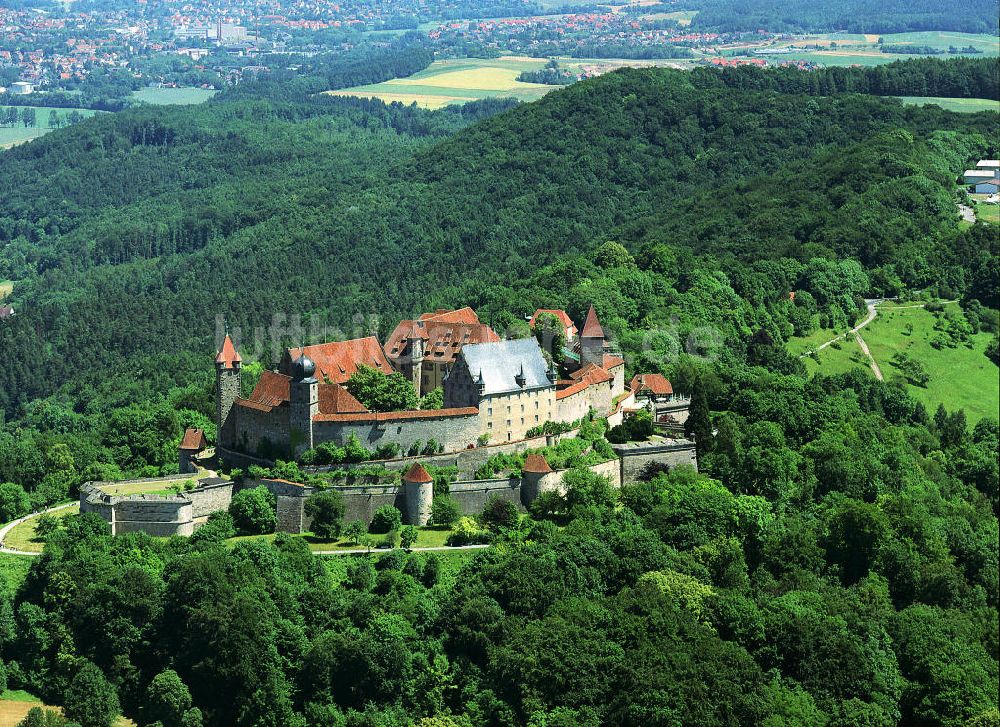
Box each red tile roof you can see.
[285,336,391,384]
[557,362,614,400]
[240,371,368,416]
[312,406,478,423]
[522,453,553,473]
[385,308,500,366]
[581,304,605,339]
[179,428,208,451]
[603,354,625,370]
[249,370,290,407]
[403,463,434,482]
[630,373,673,396]
[318,384,367,415]
[215,334,242,367]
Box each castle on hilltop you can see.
[216,305,628,462]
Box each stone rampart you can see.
[612,439,698,483]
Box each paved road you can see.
[0,502,77,556]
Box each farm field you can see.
[0,105,98,148]
[326,56,689,109]
[131,86,217,105]
[898,96,999,113]
[791,302,999,423]
[729,31,999,67]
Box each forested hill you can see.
[0,66,996,419]
[0,59,998,727]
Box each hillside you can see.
[1,67,996,417]
[0,58,997,727]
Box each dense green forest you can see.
[689,0,1000,34]
[0,55,997,726]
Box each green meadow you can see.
[131,87,218,105]
[899,96,999,113]
[792,302,999,423]
[0,105,98,148]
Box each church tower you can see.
[289,353,318,457]
[580,304,606,367]
[215,334,242,450]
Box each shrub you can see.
[191,511,236,543]
[431,496,461,527]
[375,442,401,460]
[400,524,418,550]
[381,529,400,549]
[408,441,422,456]
[369,505,402,534]
[228,486,276,535]
[479,495,520,532]
[446,517,491,546]
[343,519,367,545]
[304,490,346,539]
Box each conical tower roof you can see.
[403,463,434,483]
[215,334,242,367]
[581,304,605,339]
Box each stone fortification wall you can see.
[312,410,479,458]
[450,477,523,514]
[233,404,291,460]
[612,439,698,484]
[187,480,233,518]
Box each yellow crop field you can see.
[395,66,537,91]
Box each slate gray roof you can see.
[459,338,553,396]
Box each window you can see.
[487,422,492,429]
[506,419,511,427]
[534,415,539,422]
[520,418,524,425]
[535,401,539,409]
[488,407,493,416]
[521,404,525,412]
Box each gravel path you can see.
[0,502,77,556]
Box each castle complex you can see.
[216,305,627,460]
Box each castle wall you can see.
[449,477,523,514]
[187,481,234,518]
[612,440,698,484]
[234,404,291,459]
[312,410,479,457]
[113,497,194,537]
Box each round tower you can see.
[521,453,553,507]
[403,463,434,526]
[289,353,318,457]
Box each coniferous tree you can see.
[685,378,713,459]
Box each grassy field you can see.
[0,280,12,300]
[131,87,217,105]
[899,96,999,113]
[0,694,136,727]
[321,547,477,587]
[973,199,1000,224]
[864,303,999,423]
[0,106,99,149]
[229,524,459,552]
[2,505,79,554]
[791,303,999,422]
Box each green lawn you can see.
[800,336,872,378]
[228,524,458,552]
[898,97,999,113]
[974,200,999,224]
[321,548,476,587]
[131,87,217,105]
[863,303,999,423]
